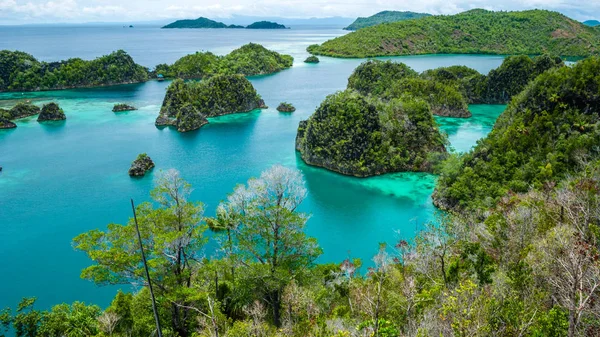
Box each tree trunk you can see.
[568,309,576,337]
[270,290,282,327]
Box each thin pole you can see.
[131,199,163,337]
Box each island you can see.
[433,57,600,211]
[37,102,65,121]
[343,10,431,30]
[161,17,243,29]
[128,153,155,177]
[304,56,320,63]
[246,21,288,29]
[162,17,288,29]
[7,102,40,119]
[0,117,16,129]
[276,102,296,112]
[308,9,600,57]
[156,75,267,132]
[584,19,600,26]
[295,90,446,177]
[0,50,149,92]
[154,43,293,79]
[112,104,137,112]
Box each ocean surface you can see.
[0,24,506,310]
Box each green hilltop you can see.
[343,10,431,30]
[309,9,600,57]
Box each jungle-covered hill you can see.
[309,9,600,57]
[343,10,431,31]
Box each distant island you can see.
[343,11,431,30]
[162,17,288,29]
[584,19,600,26]
[309,9,600,58]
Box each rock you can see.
[276,102,296,112]
[304,56,320,63]
[37,102,66,121]
[155,114,177,127]
[10,102,40,119]
[176,104,208,132]
[0,117,16,129]
[112,103,137,112]
[431,106,472,118]
[128,153,155,177]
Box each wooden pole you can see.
[131,199,163,337]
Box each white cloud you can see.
[0,0,599,24]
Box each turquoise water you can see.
[0,25,505,310]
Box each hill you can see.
[246,21,287,29]
[162,17,242,29]
[309,9,600,57]
[343,10,431,30]
[584,19,600,26]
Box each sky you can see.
[0,0,599,25]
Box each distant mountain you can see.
[344,11,431,30]
[246,21,287,29]
[162,17,242,29]
[584,20,600,27]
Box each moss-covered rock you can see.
[304,56,320,63]
[112,104,137,112]
[9,102,40,119]
[277,102,296,112]
[296,90,446,177]
[37,102,65,121]
[128,153,155,177]
[0,117,16,129]
[156,75,266,132]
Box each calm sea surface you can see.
[0,25,506,310]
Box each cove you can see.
[0,25,505,310]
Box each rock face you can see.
[0,117,16,129]
[37,102,66,121]
[296,90,446,177]
[277,102,296,112]
[112,104,137,112]
[304,56,320,63]
[10,102,40,119]
[128,153,155,177]
[156,75,266,132]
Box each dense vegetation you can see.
[309,9,600,57]
[304,55,319,63]
[162,17,243,29]
[433,56,600,211]
[343,10,431,31]
[155,43,293,79]
[112,104,137,112]
[37,102,65,121]
[245,21,287,29]
[276,102,296,112]
[0,50,149,92]
[156,75,266,132]
[584,20,600,27]
[296,90,446,176]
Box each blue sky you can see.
[0,0,598,24]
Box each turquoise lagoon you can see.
[0,25,505,310]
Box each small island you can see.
[344,10,431,30]
[9,102,40,119]
[112,104,137,112]
[276,102,296,112]
[128,153,155,177]
[156,75,267,132]
[246,21,288,29]
[37,102,66,121]
[304,56,320,63]
[0,117,16,129]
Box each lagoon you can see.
[0,24,505,310]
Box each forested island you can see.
[584,19,600,26]
[0,50,148,92]
[154,43,293,79]
[309,9,600,57]
[162,17,288,29]
[155,75,266,132]
[343,10,431,30]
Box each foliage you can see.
[344,11,431,31]
[303,56,319,63]
[162,17,241,29]
[295,89,446,176]
[309,9,600,57]
[433,56,600,211]
[0,50,148,92]
[245,21,287,29]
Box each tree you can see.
[73,169,207,337]
[215,165,322,326]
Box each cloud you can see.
[0,0,599,24]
